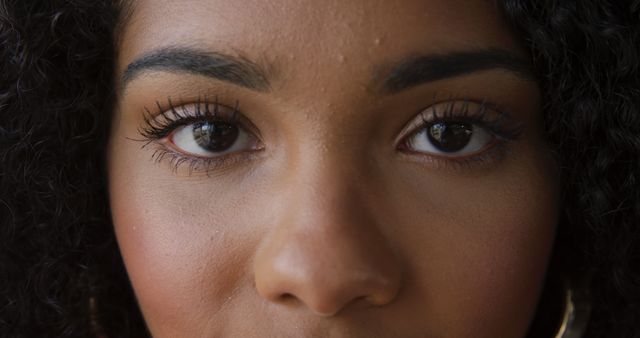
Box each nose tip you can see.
[304,277,401,317]
[295,280,400,317]
[258,263,401,317]
[254,230,402,316]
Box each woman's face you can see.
[108,0,559,337]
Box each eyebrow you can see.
[121,47,270,92]
[121,47,533,95]
[381,49,535,93]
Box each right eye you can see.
[168,120,261,158]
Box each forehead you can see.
[117,0,524,79]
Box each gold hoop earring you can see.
[554,278,591,338]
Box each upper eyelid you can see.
[152,98,239,119]
[395,101,487,141]
[139,100,232,139]
[144,98,239,125]
[139,98,265,143]
[422,100,506,121]
[394,100,524,146]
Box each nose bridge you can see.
[293,142,362,215]
[253,145,402,316]
[279,133,381,255]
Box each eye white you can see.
[406,124,494,156]
[169,123,254,157]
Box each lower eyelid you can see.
[148,141,265,176]
[397,138,510,172]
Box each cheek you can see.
[108,137,266,335]
[386,148,558,336]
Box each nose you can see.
[253,163,402,317]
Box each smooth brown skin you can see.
[108,0,559,337]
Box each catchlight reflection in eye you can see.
[169,121,256,157]
[406,121,494,156]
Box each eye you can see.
[405,121,495,157]
[398,101,524,160]
[168,120,259,157]
[137,98,265,172]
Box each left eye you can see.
[168,121,258,157]
[405,121,495,156]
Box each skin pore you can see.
[107,0,559,337]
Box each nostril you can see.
[279,293,296,302]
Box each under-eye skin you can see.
[136,97,264,174]
[396,100,525,171]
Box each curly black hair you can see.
[1,0,638,337]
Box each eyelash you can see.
[397,100,525,170]
[137,97,524,174]
[138,97,260,174]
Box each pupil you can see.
[427,122,473,152]
[192,121,239,152]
